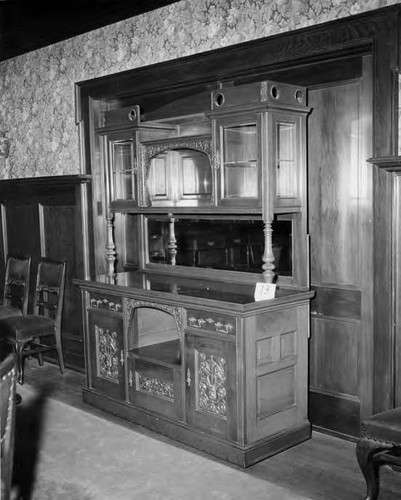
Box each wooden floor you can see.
[22,360,401,500]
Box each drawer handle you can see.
[186,368,191,388]
[120,350,124,366]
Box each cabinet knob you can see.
[186,367,191,387]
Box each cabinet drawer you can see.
[186,308,237,337]
[89,292,123,312]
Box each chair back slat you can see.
[2,255,31,314]
[33,259,66,327]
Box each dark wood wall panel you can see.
[2,204,42,300]
[307,57,373,434]
[0,176,91,372]
[310,285,361,321]
[3,205,41,261]
[309,318,359,396]
[309,391,360,437]
[42,204,82,362]
[309,81,361,287]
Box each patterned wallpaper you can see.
[0,0,399,179]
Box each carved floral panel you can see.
[96,325,120,383]
[136,372,175,401]
[197,351,227,419]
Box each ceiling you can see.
[0,0,180,61]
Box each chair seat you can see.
[0,307,22,319]
[361,408,401,444]
[0,315,55,341]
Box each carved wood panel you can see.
[88,309,125,400]
[185,333,236,440]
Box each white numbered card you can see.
[254,282,276,301]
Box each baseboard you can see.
[309,390,360,437]
[83,387,311,468]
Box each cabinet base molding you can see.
[82,388,311,468]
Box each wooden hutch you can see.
[74,79,314,466]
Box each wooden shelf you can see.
[128,339,181,370]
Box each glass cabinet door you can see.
[109,138,137,201]
[276,121,296,197]
[271,113,303,207]
[216,115,261,207]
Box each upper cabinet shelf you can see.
[208,80,310,212]
[97,81,310,216]
[95,80,311,286]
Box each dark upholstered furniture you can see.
[0,258,66,384]
[0,255,31,319]
[0,341,16,500]
[356,408,401,500]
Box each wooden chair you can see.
[0,341,16,500]
[356,408,401,500]
[0,258,67,385]
[0,255,31,318]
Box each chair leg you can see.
[356,437,391,500]
[37,351,44,366]
[54,326,65,374]
[15,341,26,385]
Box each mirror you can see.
[147,217,292,276]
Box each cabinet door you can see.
[214,113,262,207]
[127,357,182,420]
[147,152,171,204]
[106,132,138,203]
[270,112,304,209]
[88,309,125,400]
[185,333,237,440]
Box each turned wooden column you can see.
[168,214,177,266]
[262,220,275,283]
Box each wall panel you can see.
[309,317,359,397]
[308,57,373,436]
[0,176,91,371]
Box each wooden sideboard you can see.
[75,271,313,467]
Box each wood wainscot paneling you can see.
[307,56,373,436]
[368,158,401,413]
[0,175,92,372]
